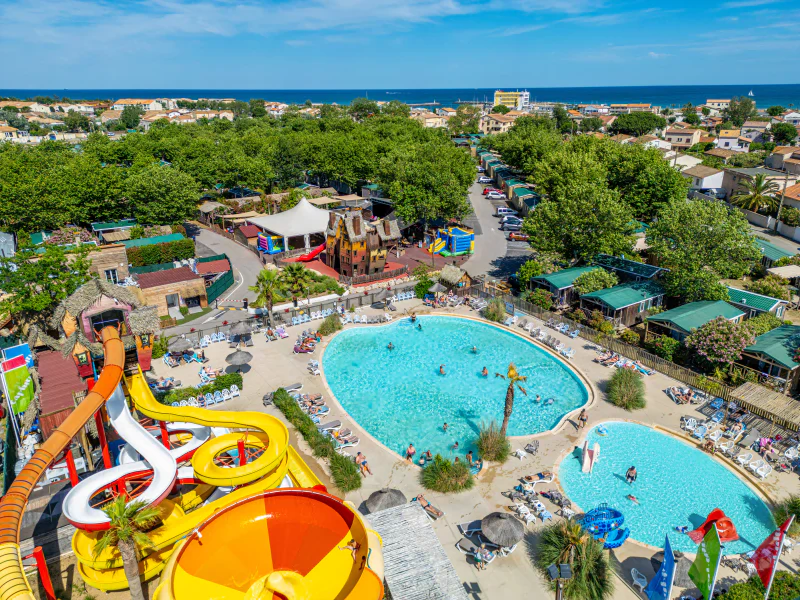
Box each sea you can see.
[2,85,800,108]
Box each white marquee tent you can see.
[246,199,331,250]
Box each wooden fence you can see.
[340,265,409,286]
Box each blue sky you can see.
[1,0,799,89]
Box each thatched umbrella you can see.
[168,337,193,354]
[229,321,253,336]
[225,349,253,373]
[365,488,407,513]
[428,282,447,294]
[371,287,390,309]
[481,512,524,547]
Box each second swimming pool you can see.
[322,316,589,458]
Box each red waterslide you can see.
[297,243,325,262]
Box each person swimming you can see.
[535,395,541,403]
[417,323,422,330]
[471,346,478,353]
[439,364,446,375]
[626,494,639,505]
[387,342,394,350]
[675,525,689,534]
[481,367,488,377]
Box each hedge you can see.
[155,373,243,405]
[127,238,195,267]
[272,388,361,492]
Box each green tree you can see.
[724,96,757,127]
[534,519,614,600]
[767,106,786,117]
[381,100,410,118]
[746,274,790,300]
[743,312,785,337]
[526,288,554,310]
[772,122,798,145]
[125,164,198,225]
[348,97,380,121]
[249,269,287,325]
[684,112,701,126]
[580,117,603,132]
[517,256,559,287]
[701,107,711,116]
[93,498,161,600]
[609,113,667,137]
[64,109,90,132]
[664,267,730,302]
[447,104,481,135]
[0,245,93,328]
[731,173,780,213]
[120,105,144,129]
[491,104,511,115]
[500,363,527,436]
[645,334,681,361]
[248,99,266,118]
[573,269,618,295]
[552,104,571,132]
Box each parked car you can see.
[501,215,522,224]
[486,191,505,199]
[482,187,501,195]
[496,207,518,217]
[698,188,726,200]
[508,232,530,241]
[478,176,493,184]
[502,222,523,232]
[477,166,485,172]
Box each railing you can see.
[340,265,409,286]
[272,248,311,266]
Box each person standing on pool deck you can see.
[578,409,588,429]
[625,466,637,484]
[406,443,416,462]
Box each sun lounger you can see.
[718,440,734,454]
[708,429,723,445]
[748,459,766,473]
[316,420,341,432]
[682,417,697,433]
[785,446,799,461]
[458,519,483,537]
[741,428,762,451]
[413,495,444,520]
[736,451,753,466]
[693,425,708,440]
[757,463,773,479]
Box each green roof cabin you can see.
[592,254,667,282]
[754,237,794,268]
[580,281,665,328]
[122,233,185,248]
[736,325,800,395]
[91,218,138,243]
[645,300,744,341]
[532,266,600,307]
[726,287,788,319]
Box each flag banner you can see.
[2,344,33,368]
[1,356,26,373]
[646,535,675,600]
[689,525,722,600]
[751,517,793,589]
[2,364,33,414]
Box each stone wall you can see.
[87,244,130,282]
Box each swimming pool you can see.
[322,316,589,458]
[559,421,775,554]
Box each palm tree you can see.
[94,498,162,600]
[248,268,286,326]
[534,519,614,600]
[280,263,314,306]
[731,173,780,213]
[500,363,527,436]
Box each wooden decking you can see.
[368,503,469,600]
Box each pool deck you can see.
[150,299,800,600]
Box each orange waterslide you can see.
[0,326,125,600]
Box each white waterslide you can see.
[62,384,211,529]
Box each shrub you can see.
[743,312,785,337]
[420,454,474,493]
[720,572,800,600]
[606,368,645,411]
[646,334,680,361]
[415,277,433,299]
[318,314,342,336]
[619,329,640,345]
[746,274,790,300]
[526,288,554,311]
[476,421,510,463]
[151,336,170,359]
[155,373,243,405]
[172,223,187,236]
[773,494,800,537]
[126,238,196,267]
[574,269,618,295]
[272,388,361,492]
[483,298,507,323]
[179,306,189,317]
[685,317,754,366]
[129,225,144,239]
[568,309,586,323]
[587,310,614,335]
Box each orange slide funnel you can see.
[155,488,384,600]
[0,327,125,600]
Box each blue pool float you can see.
[596,425,609,436]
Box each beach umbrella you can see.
[481,512,524,547]
[168,337,193,354]
[371,287,390,308]
[229,321,253,336]
[365,488,407,513]
[225,350,253,373]
[428,282,447,294]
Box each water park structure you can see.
[0,282,385,600]
[325,212,401,278]
[426,226,474,257]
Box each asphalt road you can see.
[463,181,532,278]
[749,224,800,255]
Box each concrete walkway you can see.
[149,301,800,600]
[193,226,263,304]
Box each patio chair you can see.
[757,463,773,479]
[631,568,648,592]
[230,384,240,397]
[736,451,753,466]
[199,336,209,348]
[213,391,223,404]
[682,417,697,433]
[785,446,800,461]
[221,389,232,401]
[204,393,215,406]
[748,459,766,473]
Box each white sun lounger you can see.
[736,452,753,466]
[748,459,766,473]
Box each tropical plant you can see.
[606,368,646,410]
[619,329,640,345]
[476,421,510,463]
[780,206,800,227]
[720,572,800,600]
[420,454,474,493]
[731,174,780,213]
[573,269,618,295]
[587,310,614,335]
[248,268,287,325]
[534,519,614,600]
[500,363,527,435]
[150,335,171,359]
[280,263,314,303]
[773,494,800,537]
[526,288,554,311]
[93,498,162,600]
[483,298,507,323]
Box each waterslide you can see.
[427,238,446,255]
[0,326,124,600]
[297,243,326,262]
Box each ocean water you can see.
[559,421,775,555]
[321,316,588,458]
[3,85,800,108]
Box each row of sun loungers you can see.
[340,313,392,325]
[169,385,240,408]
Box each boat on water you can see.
[748,90,754,97]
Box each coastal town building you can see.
[706,99,731,110]
[111,98,164,111]
[664,128,702,150]
[492,90,530,110]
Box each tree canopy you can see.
[491,105,511,114]
[724,96,757,127]
[608,112,667,137]
[772,122,798,145]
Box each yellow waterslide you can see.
[72,371,322,591]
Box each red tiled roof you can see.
[238,225,260,238]
[37,351,85,437]
[196,259,231,275]
[137,266,199,289]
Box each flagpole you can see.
[666,538,677,600]
[708,524,723,600]
[765,515,794,600]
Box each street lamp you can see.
[547,563,573,600]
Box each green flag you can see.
[3,365,33,415]
[689,524,722,600]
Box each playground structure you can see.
[579,503,630,550]
[0,325,384,600]
[325,212,401,278]
[427,226,475,257]
[581,440,601,474]
[298,243,326,262]
[257,233,285,255]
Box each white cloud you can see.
[721,0,781,7]
[648,51,671,58]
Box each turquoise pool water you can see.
[322,316,588,458]
[559,421,775,554]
